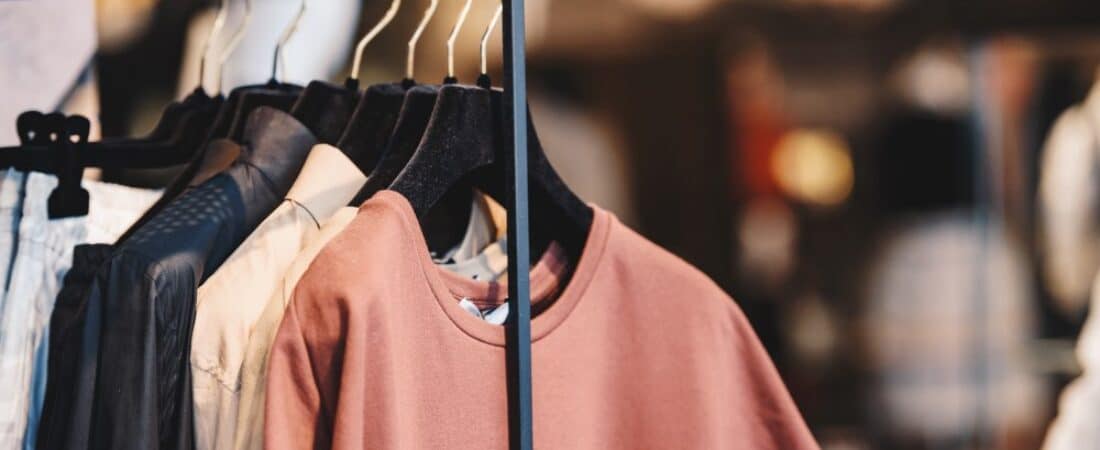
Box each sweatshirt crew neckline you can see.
[364,190,609,347]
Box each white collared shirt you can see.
[1038,82,1100,317]
[190,144,366,450]
[1043,274,1100,450]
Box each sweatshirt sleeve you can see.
[265,301,329,450]
[728,303,820,450]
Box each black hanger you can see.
[2,112,95,218]
[141,87,219,144]
[289,80,363,147]
[389,83,593,261]
[346,76,461,206]
[223,80,304,142]
[0,90,221,219]
[117,83,299,231]
[349,84,439,205]
[330,0,442,176]
[222,0,316,142]
[48,115,92,218]
[16,111,53,146]
[0,112,67,172]
[336,81,409,175]
[0,90,221,173]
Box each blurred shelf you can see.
[532,0,1100,65]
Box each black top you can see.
[35,244,113,450]
[58,107,316,450]
[37,123,244,450]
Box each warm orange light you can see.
[771,129,854,207]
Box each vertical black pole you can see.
[502,0,534,449]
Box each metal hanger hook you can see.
[480,4,502,76]
[406,0,439,81]
[272,0,308,82]
[217,0,253,94]
[446,0,474,80]
[350,0,402,81]
[198,0,229,93]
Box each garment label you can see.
[457,298,509,325]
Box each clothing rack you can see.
[501,1,534,449]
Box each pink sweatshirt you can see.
[265,190,818,450]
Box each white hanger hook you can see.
[272,0,308,82]
[217,0,253,94]
[198,0,229,93]
[480,4,502,76]
[446,0,473,80]
[406,0,439,81]
[350,0,402,81]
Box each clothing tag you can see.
[458,298,483,319]
[457,298,510,325]
[481,303,509,325]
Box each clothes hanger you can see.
[210,0,306,142]
[139,0,232,143]
[47,115,93,218]
[14,0,227,150]
[335,0,419,173]
[388,5,593,261]
[87,0,235,184]
[476,5,501,89]
[0,112,92,218]
[407,0,439,87]
[0,0,233,173]
[111,0,274,237]
[0,2,234,220]
[16,111,52,146]
[385,0,480,253]
[79,0,230,148]
[346,0,453,205]
[286,0,362,147]
[349,84,440,205]
[347,0,402,91]
[1,112,67,173]
[443,0,473,85]
[224,0,312,141]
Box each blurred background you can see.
[8,0,1100,449]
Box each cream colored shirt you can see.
[1038,82,1100,317]
[232,195,503,450]
[1043,273,1100,450]
[190,144,366,450]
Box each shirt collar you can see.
[285,143,367,222]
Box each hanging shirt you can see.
[0,173,159,450]
[265,191,818,450]
[33,243,111,450]
[233,194,504,450]
[0,169,26,306]
[67,106,316,450]
[116,132,244,244]
[1042,272,1100,450]
[190,143,366,450]
[1038,83,1100,318]
[35,135,243,450]
[864,213,1045,442]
